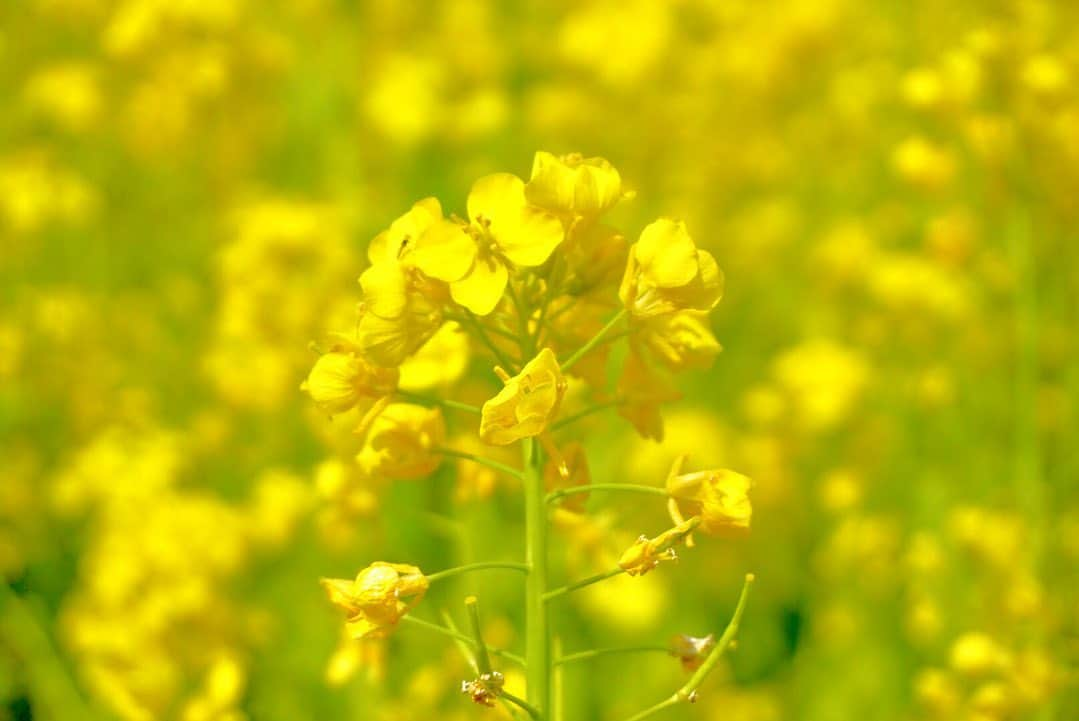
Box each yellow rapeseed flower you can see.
[524,151,623,219]
[301,341,399,416]
[355,404,445,480]
[480,348,566,445]
[449,173,564,315]
[619,218,724,318]
[320,562,429,639]
[635,310,722,371]
[666,456,753,538]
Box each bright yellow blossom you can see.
[524,151,623,219]
[636,310,722,371]
[355,404,445,480]
[301,342,399,416]
[619,218,724,318]
[480,348,567,445]
[447,173,565,315]
[666,456,753,538]
[321,562,429,639]
[356,261,444,366]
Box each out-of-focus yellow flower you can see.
[398,321,470,391]
[524,151,623,219]
[320,562,429,639]
[618,518,698,576]
[636,310,722,371]
[669,633,716,671]
[619,218,724,318]
[616,353,681,441]
[301,342,399,416]
[666,456,752,538]
[325,634,385,687]
[892,135,956,189]
[23,62,102,132]
[480,348,566,445]
[545,441,590,512]
[949,632,1008,677]
[356,404,445,480]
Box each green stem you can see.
[523,438,550,716]
[619,573,754,721]
[502,690,543,721]
[0,584,102,720]
[396,391,481,415]
[443,313,520,342]
[623,696,680,721]
[559,308,627,373]
[463,309,519,372]
[401,615,525,666]
[543,567,625,602]
[426,561,530,583]
[546,483,667,505]
[437,447,524,480]
[551,399,624,431]
[555,645,669,666]
[506,279,535,358]
[678,573,754,695]
[464,596,493,674]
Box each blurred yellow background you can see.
[1,0,1076,720]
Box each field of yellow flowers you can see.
[2,1,1077,720]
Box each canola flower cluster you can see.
[2,1,1078,720]
[306,151,754,720]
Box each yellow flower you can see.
[449,173,564,315]
[668,633,716,671]
[480,348,567,445]
[635,310,722,371]
[320,562,429,639]
[545,441,591,512]
[524,151,623,219]
[356,403,445,480]
[618,518,698,576]
[666,456,752,537]
[616,352,681,441]
[356,261,444,367]
[619,218,724,318]
[397,321,470,391]
[301,342,399,416]
[368,198,476,284]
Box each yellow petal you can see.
[467,172,525,228]
[450,254,508,316]
[320,577,358,611]
[409,219,476,281]
[359,262,408,319]
[635,218,699,288]
[497,205,564,267]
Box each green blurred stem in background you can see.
[0,584,103,721]
[546,483,667,505]
[543,567,626,602]
[555,644,670,666]
[402,615,525,666]
[436,447,524,480]
[621,574,755,721]
[425,561,530,583]
[559,308,627,372]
